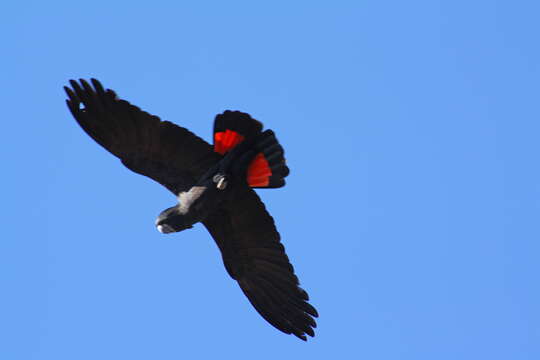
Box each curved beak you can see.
[157,224,176,234]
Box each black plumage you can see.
[64,79,318,341]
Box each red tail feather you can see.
[247,153,271,187]
[214,130,245,155]
[213,112,288,188]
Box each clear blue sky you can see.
[2,1,539,359]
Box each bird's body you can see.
[65,79,318,340]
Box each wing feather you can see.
[65,78,221,193]
[203,187,318,340]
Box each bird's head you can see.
[155,206,193,234]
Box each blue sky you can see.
[2,1,539,359]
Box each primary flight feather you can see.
[64,79,318,341]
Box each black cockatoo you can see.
[64,79,318,341]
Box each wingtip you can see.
[79,78,90,86]
[64,86,80,110]
[295,333,308,341]
[90,78,102,88]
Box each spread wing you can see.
[203,186,318,341]
[65,78,221,194]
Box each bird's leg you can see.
[213,174,227,190]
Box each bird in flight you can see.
[64,79,318,341]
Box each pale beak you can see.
[157,224,175,234]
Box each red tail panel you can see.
[214,126,284,188]
[247,153,272,187]
[214,130,245,155]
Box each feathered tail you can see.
[213,111,289,188]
